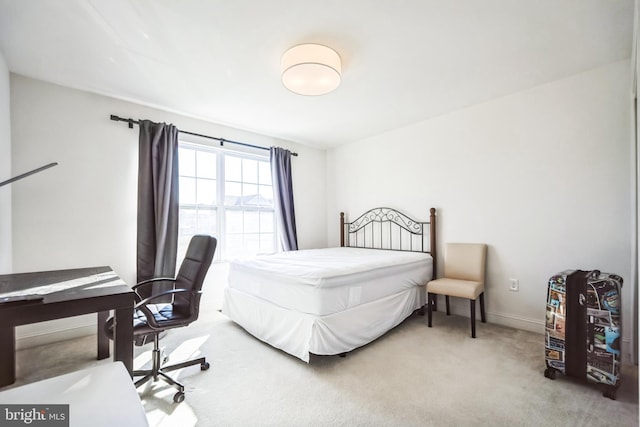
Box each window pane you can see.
[197,151,216,179]
[258,185,273,207]
[244,234,260,253]
[260,233,274,252]
[226,234,243,259]
[243,158,258,183]
[178,207,198,260]
[258,161,271,185]
[244,211,260,233]
[225,156,242,181]
[179,148,196,177]
[260,211,274,233]
[242,184,258,205]
[226,210,243,233]
[179,207,198,236]
[180,177,196,204]
[196,178,216,205]
[225,181,241,206]
[196,208,217,236]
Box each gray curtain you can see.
[137,120,180,298]
[270,147,298,251]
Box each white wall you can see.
[0,51,11,274]
[327,60,633,358]
[10,74,327,347]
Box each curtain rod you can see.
[110,115,298,156]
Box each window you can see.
[177,143,275,261]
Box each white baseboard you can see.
[487,310,635,365]
[487,310,545,334]
[16,323,95,350]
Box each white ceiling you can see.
[0,0,633,148]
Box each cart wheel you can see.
[603,387,617,400]
[173,391,185,403]
[201,361,210,371]
[544,368,556,380]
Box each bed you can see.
[221,207,437,362]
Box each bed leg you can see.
[339,353,347,358]
[427,293,433,327]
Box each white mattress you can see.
[227,247,432,316]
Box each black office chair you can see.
[105,235,217,403]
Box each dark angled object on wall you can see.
[0,162,58,188]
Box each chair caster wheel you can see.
[201,362,210,371]
[173,391,185,403]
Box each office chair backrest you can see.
[443,243,487,282]
[173,235,217,319]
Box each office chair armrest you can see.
[134,277,176,288]
[135,288,192,308]
[132,278,177,302]
[135,289,199,329]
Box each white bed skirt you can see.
[222,285,424,362]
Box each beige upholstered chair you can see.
[426,243,487,338]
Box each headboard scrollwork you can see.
[349,208,422,235]
[340,207,436,263]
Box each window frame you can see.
[178,141,277,261]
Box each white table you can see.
[0,362,148,427]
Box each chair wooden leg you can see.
[427,292,433,327]
[445,296,450,315]
[470,299,476,338]
[479,293,486,323]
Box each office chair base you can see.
[133,350,209,403]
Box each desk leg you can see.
[97,311,109,360]
[113,306,134,378]
[0,327,16,387]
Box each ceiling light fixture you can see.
[281,44,341,96]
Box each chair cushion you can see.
[427,277,484,300]
[444,243,487,281]
[133,303,191,334]
[104,303,191,346]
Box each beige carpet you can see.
[4,292,639,427]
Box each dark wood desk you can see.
[0,266,134,387]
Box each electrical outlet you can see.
[509,279,519,292]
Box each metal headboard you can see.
[340,207,437,277]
